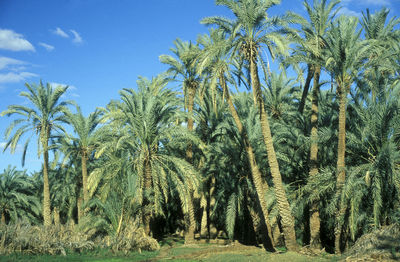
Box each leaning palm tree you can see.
[61,106,103,206]
[1,82,70,227]
[196,28,275,249]
[202,0,298,251]
[0,166,40,224]
[324,16,370,253]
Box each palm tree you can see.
[202,0,298,251]
[359,8,400,101]
[196,28,275,249]
[160,41,203,242]
[62,106,103,207]
[160,38,203,163]
[324,16,370,253]
[0,166,40,224]
[1,82,70,227]
[290,0,340,248]
[92,75,200,240]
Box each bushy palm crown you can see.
[0,166,40,223]
[1,82,70,164]
[91,75,200,216]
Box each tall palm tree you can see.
[1,82,70,227]
[196,28,275,249]
[92,75,200,240]
[290,0,340,248]
[202,0,298,251]
[0,166,40,224]
[324,16,370,253]
[160,41,203,242]
[62,106,103,206]
[160,38,203,163]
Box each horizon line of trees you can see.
[1,0,400,255]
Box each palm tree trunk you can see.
[209,176,217,238]
[81,152,89,204]
[1,211,5,225]
[186,85,196,162]
[143,158,152,236]
[309,66,322,249]
[249,57,298,251]
[53,207,60,227]
[220,74,275,250]
[184,85,197,243]
[77,196,83,224]
[185,194,196,244]
[42,133,52,227]
[335,82,348,254]
[200,193,208,238]
[298,65,314,114]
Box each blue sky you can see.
[0,0,398,173]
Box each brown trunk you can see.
[53,207,60,227]
[186,85,196,162]
[200,193,208,238]
[77,196,83,224]
[81,152,89,204]
[309,66,322,249]
[335,82,348,254]
[185,194,196,244]
[220,74,275,250]
[42,131,52,227]
[143,158,152,236]
[298,65,314,114]
[184,85,196,243]
[209,176,217,238]
[249,56,298,251]
[1,211,5,225]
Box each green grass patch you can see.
[0,250,158,262]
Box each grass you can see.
[0,250,158,262]
[0,239,338,262]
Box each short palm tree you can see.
[202,0,298,250]
[0,166,40,224]
[1,82,70,227]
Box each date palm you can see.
[1,82,70,227]
[0,166,40,224]
[290,0,340,248]
[202,0,298,250]
[196,28,275,249]
[324,16,370,253]
[62,106,103,206]
[92,75,200,239]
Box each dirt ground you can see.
[148,241,334,261]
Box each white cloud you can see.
[53,27,69,38]
[337,7,361,18]
[0,57,26,70]
[0,29,35,52]
[38,42,54,51]
[0,72,38,84]
[70,30,83,44]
